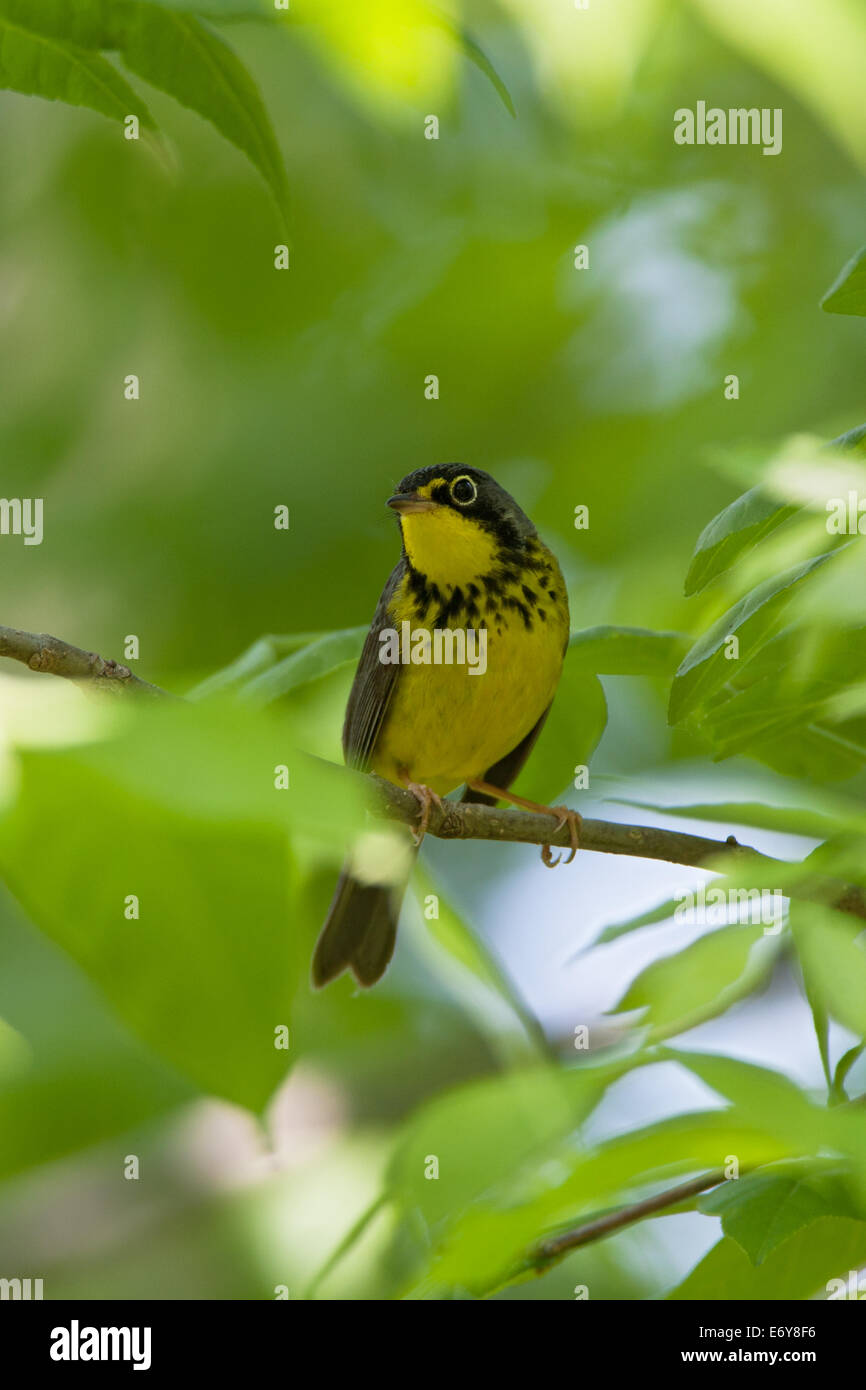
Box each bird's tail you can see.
[312,856,414,988]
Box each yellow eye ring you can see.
[450,475,477,506]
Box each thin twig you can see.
[367,774,866,920]
[2,622,864,921]
[0,625,170,698]
[530,1168,728,1269]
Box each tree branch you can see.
[2,622,864,922]
[368,774,866,920]
[0,625,170,698]
[527,1168,728,1272]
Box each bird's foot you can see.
[404,782,445,845]
[541,806,582,868]
[467,780,581,868]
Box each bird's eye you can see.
[450,475,477,506]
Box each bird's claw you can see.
[541,807,581,868]
[405,782,445,845]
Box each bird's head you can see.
[387,464,536,586]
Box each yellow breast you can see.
[371,545,569,796]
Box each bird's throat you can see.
[399,507,500,588]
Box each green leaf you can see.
[409,866,550,1062]
[830,421,866,454]
[0,700,367,1110]
[568,625,689,676]
[148,0,516,116]
[387,1062,620,1233]
[592,848,819,949]
[806,979,833,1093]
[698,1169,857,1264]
[612,924,773,1038]
[423,8,515,118]
[0,761,292,1112]
[512,662,607,805]
[134,0,516,118]
[609,797,861,840]
[187,632,330,700]
[693,678,824,758]
[0,0,120,48]
[413,871,501,988]
[0,0,289,222]
[700,697,866,781]
[822,245,866,316]
[0,14,159,134]
[405,1107,797,1297]
[593,893,687,946]
[663,1049,857,1159]
[684,487,797,598]
[527,1108,797,1226]
[683,426,865,597]
[670,1218,866,1299]
[669,551,834,725]
[0,894,192,1181]
[240,627,367,705]
[833,1044,866,1104]
[801,834,866,892]
[121,6,290,223]
[792,901,866,1040]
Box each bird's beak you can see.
[387,493,438,515]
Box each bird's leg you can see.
[467,780,582,868]
[399,771,445,846]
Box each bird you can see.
[312,464,579,988]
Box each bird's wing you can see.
[343,557,406,770]
[461,702,553,805]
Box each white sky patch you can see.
[559,186,764,412]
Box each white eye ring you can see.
[450,475,477,506]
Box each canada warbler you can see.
[312,464,577,987]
